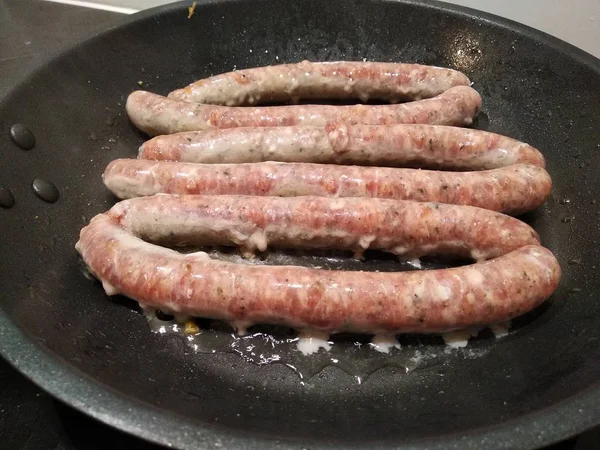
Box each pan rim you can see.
[1,0,599,448]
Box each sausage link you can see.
[139,124,545,170]
[103,160,552,215]
[127,86,482,136]
[75,214,561,334]
[111,194,540,260]
[169,61,471,105]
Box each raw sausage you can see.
[75,213,561,334]
[110,194,540,260]
[138,124,545,170]
[103,160,552,215]
[168,61,471,105]
[127,86,482,136]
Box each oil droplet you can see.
[0,186,15,208]
[9,123,36,150]
[32,178,59,203]
[559,198,571,205]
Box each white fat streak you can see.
[358,235,376,249]
[101,280,119,296]
[248,231,268,252]
[433,283,452,302]
[442,327,482,348]
[369,335,401,354]
[185,251,211,261]
[231,229,250,246]
[329,199,346,210]
[286,78,300,94]
[524,250,551,275]
[329,129,340,142]
[296,330,332,355]
[419,244,437,253]
[161,301,182,313]
[470,248,487,262]
[231,320,253,336]
[466,269,484,286]
[490,321,511,338]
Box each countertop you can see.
[1,0,599,449]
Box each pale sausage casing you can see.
[103,160,552,215]
[138,124,545,170]
[169,61,471,105]
[126,86,482,136]
[111,194,540,260]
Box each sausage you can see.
[126,86,482,136]
[110,194,540,260]
[103,160,552,215]
[138,124,545,170]
[75,214,561,334]
[168,61,471,105]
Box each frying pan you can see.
[0,0,599,448]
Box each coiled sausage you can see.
[75,213,561,334]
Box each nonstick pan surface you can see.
[0,1,599,449]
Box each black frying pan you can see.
[1,1,599,448]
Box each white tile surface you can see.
[47,0,600,58]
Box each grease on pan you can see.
[143,307,509,381]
